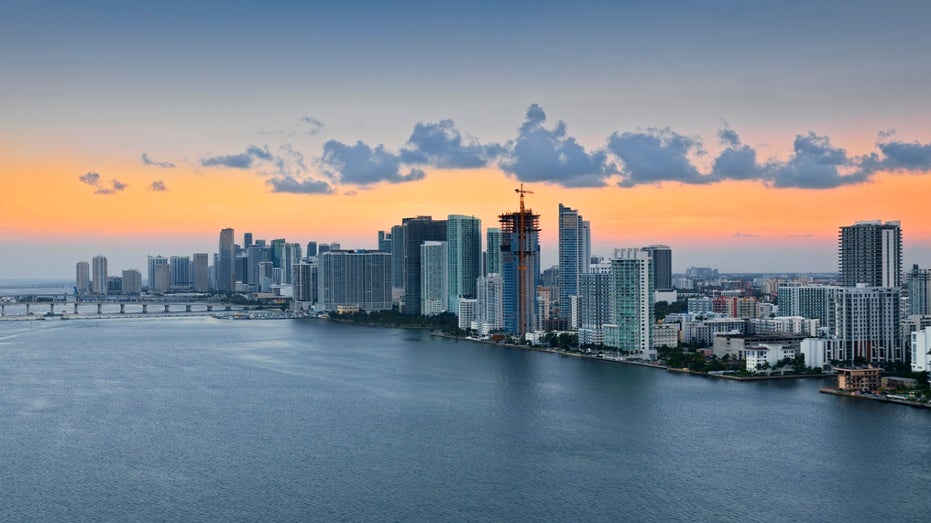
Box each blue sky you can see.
[2,1,931,277]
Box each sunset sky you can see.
[3,1,931,278]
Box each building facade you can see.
[641,245,672,291]
[91,255,108,295]
[218,228,235,292]
[499,209,540,335]
[421,241,448,316]
[557,204,591,318]
[604,249,654,358]
[317,250,392,312]
[75,261,90,295]
[446,215,482,314]
[839,220,902,287]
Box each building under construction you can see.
[499,186,540,336]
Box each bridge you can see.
[0,294,255,317]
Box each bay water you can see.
[1,317,929,521]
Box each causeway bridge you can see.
[0,294,252,317]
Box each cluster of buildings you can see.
[76,204,931,375]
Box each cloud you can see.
[320,139,425,185]
[859,138,931,175]
[764,132,866,189]
[302,116,325,135]
[400,119,503,168]
[734,232,758,238]
[267,176,332,194]
[608,127,709,187]
[200,145,272,169]
[711,128,762,181]
[499,104,616,187]
[273,143,309,178]
[94,179,128,195]
[79,172,101,186]
[141,153,175,168]
[150,180,167,191]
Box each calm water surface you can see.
[1,318,929,521]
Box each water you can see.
[1,318,929,521]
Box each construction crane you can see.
[515,184,533,335]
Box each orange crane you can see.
[515,184,533,335]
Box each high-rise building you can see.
[153,263,171,293]
[306,241,318,258]
[192,253,210,292]
[271,239,286,270]
[317,250,392,312]
[499,200,540,336]
[641,245,672,291]
[280,243,302,285]
[293,261,318,306]
[243,232,253,249]
[146,255,168,291]
[257,261,274,292]
[378,230,392,252]
[246,244,271,290]
[604,249,654,358]
[485,227,502,276]
[91,255,108,295]
[218,228,235,292]
[421,241,448,316]
[390,224,405,288]
[401,216,447,315]
[577,261,612,346]
[829,285,901,363]
[839,220,902,287]
[777,284,833,326]
[907,265,931,315]
[75,261,90,295]
[122,269,142,295]
[558,204,591,318]
[169,256,192,290]
[476,273,504,335]
[446,215,482,314]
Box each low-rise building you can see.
[835,366,881,392]
[744,343,799,372]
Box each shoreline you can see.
[430,332,828,382]
[819,387,931,409]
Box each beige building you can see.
[835,366,881,392]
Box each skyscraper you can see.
[839,220,902,287]
[577,261,612,346]
[421,241,448,316]
[147,255,168,291]
[604,249,654,358]
[641,245,672,291]
[401,216,447,315]
[75,261,90,295]
[169,256,192,290]
[91,255,108,295]
[558,204,591,318]
[485,227,502,276]
[317,250,392,312]
[378,230,392,252]
[446,214,482,314]
[476,274,505,335]
[218,228,235,292]
[907,265,931,316]
[281,243,302,285]
[390,224,405,288]
[122,269,142,295]
[192,253,210,292]
[306,241,318,258]
[499,188,539,336]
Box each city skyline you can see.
[4,1,931,277]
